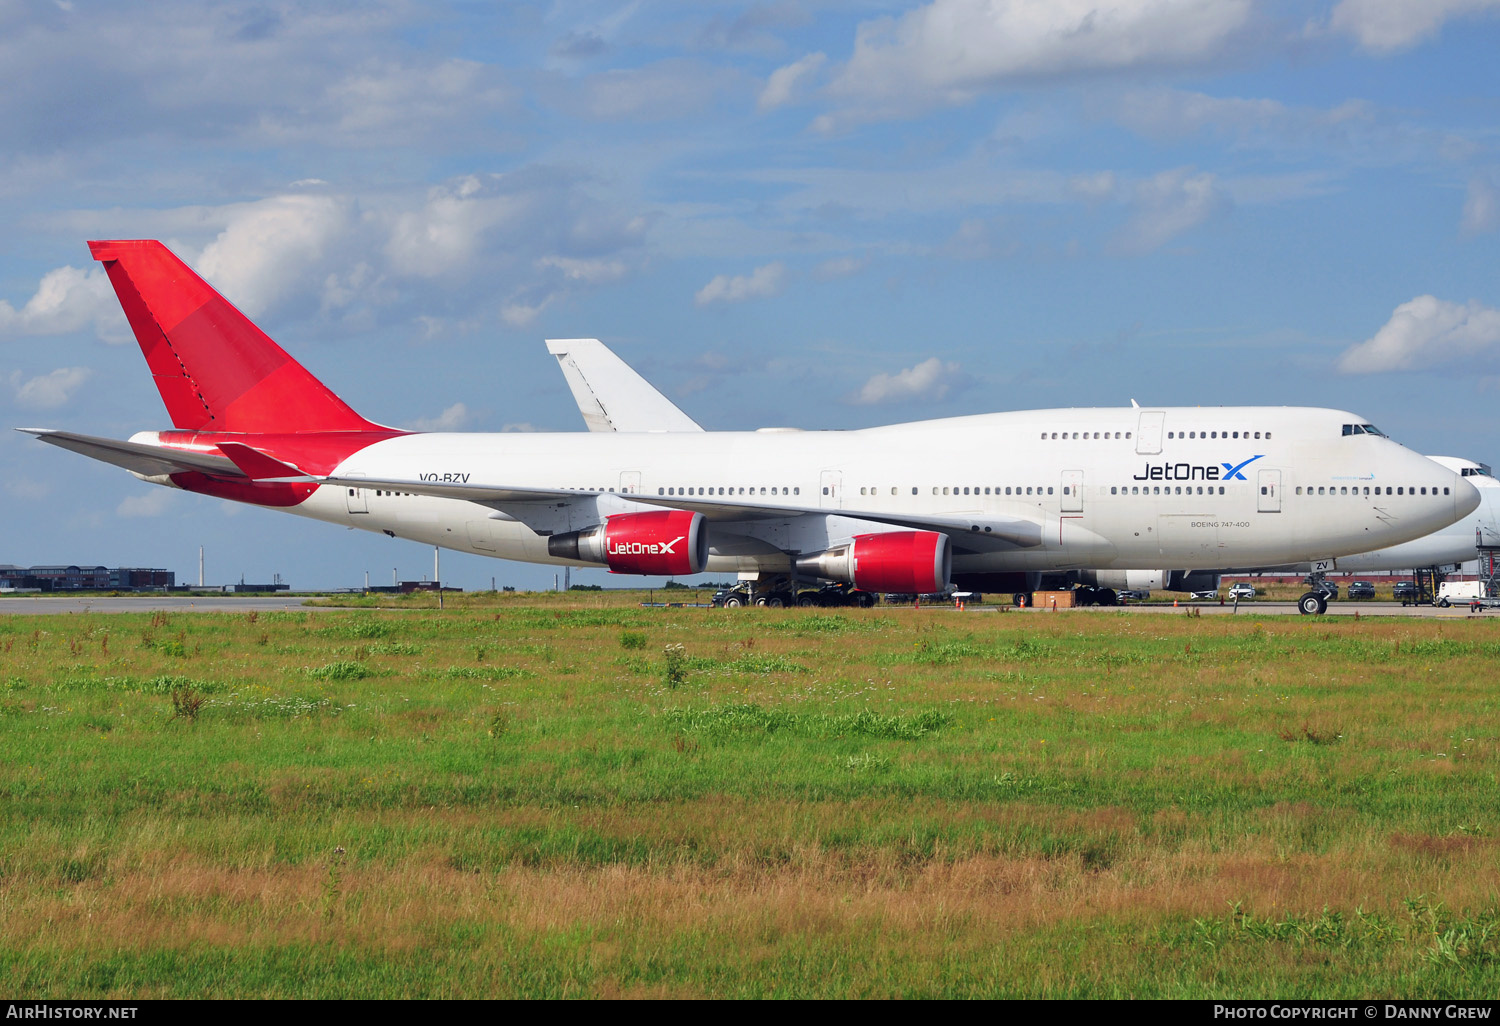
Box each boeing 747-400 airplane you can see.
[20,241,1480,611]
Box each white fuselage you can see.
[1296,458,1500,573]
[179,405,1479,576]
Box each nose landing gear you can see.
[1297,591,1328,616]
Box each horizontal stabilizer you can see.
[216,442,313,482]
[18,428,244,478]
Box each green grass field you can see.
[2,596,1497,997]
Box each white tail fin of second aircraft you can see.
[545,338,703,433]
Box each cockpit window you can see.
[1362,424,1385,436]
[1342,423,1387,437]
[1462,464,1495,478]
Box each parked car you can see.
[1393,581,1417,598]
[1229,583,1256,599]
[1347,580,1375,599]
[1312,580,1339,599]
[1190,590,1218,600]
[1118,589,1149,601]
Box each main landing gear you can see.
[713,577,876,608]
[1072,586,1118,607]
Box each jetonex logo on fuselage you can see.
[1133,455,1264,482]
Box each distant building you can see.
[0,565,175,591]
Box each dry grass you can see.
[2,599,1499,996]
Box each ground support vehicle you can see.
[1436,580,1500,611]
[713,578,876,608]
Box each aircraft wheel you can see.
[854,591,876,608]
[1298,592,1327,616]
[1097,588,1117,607]
[1075,586,1095,607]
[1014,593,1027,607]
[773,592,793,607]
[721,595,742,608]
[795,593,817,607]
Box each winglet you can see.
[216,442,314,482]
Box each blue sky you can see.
[4,0,1500,591]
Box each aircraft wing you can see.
[322,472,1043,549]
[18,429,245,478]
[546,338,704,433]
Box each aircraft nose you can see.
[1454,474,1481,520]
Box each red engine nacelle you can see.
[547,510,707,576]
[797,530,951,594]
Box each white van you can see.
[1437,581,1498,609]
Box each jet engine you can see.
[547,510,707,575]
[1078,570,1221,593]
[1167,571,1222,593]
[797,531,951,594]
[1084,570,1168,591]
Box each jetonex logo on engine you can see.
[607,536,684,556]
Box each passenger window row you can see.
[1166,430,1270,440]
[1041,431,1130,440]
[854,486,1058,496]
[658,486,798,496]
[1297,485,1449,496]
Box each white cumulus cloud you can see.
[1326,0,1500,53]
[0,266,122,339]
[405,402,473,431]
[1338,296,1500,373]
[9,366,92,408]
[695,263,787,306]
[829,0,1250,116]
[386,175,520,279]
[759,52,826,111]
[1114,168,1227,254]
[851,357,962,405]
[500,296,557,328]
[195,194,355,317]
[536,255,629,284]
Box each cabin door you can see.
[1257,469,1282,513]
[1061,470,1083,513]
[344,473,368,514]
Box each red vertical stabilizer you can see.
[88,240,380,433]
